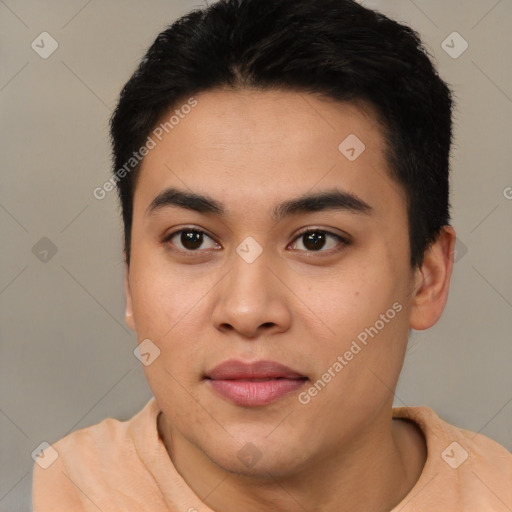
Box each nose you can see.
[211,248,292,339]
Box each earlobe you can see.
[409,225,456,331]
[124,260,136,331]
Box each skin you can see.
[124,88,456,512]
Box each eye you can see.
[290,229,350,254]
[162,228,220,253]
[162,227,350,256]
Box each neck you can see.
[157,403,426,512]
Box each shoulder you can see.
[32,398,160,511]
[52,397,158,461]
[394,405,512,468]
[393,405,512,510]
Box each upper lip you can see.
[205,359,307,380]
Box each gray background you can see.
[1,0,511,510]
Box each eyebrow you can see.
[146,186,373,221]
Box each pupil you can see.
[182,231,203,250]
[178,231,326,251]
[304,232,325,251]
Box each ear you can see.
[124,257,136,331]
[410,225,456,330]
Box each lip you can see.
[205,359,307,407]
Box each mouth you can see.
[205,359,308,407]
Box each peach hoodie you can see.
[32,397,512,511]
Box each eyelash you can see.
[161,227,351,257]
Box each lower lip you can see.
[208,378,307,406]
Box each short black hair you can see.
[110,0,454,268]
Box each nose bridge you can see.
[231,240,272,296]
[211,240,291,336]
[226,240,275,305]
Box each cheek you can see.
[297,260,398,330]
[294,250,410,376]
[130,273,175,338]
[129,252,213,375]
[296,301,409,434]
[129,248,196,336]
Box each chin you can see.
[204,436,311,480]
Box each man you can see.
[33,0,512,510]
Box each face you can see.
[124,89,447,478]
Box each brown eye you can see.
[163,228,219,252]
[291,229,349,253]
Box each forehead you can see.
[134,88,405,219]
